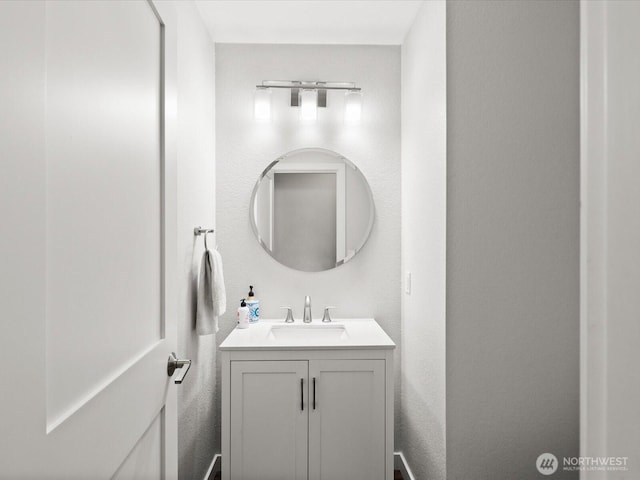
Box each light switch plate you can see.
[405,271,411,295]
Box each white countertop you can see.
[219,318,396,351]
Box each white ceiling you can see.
[194,1,424,45]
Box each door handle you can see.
[301,378,304,411]
[167,352,191,384]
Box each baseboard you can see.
[206,453,409,480]
[394,452,416,480]
[204,454,221,480]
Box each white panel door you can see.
[309,359,386,480]
[582,1,640,476]
[0,0,178,478]
[230,361,308,480]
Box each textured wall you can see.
[446,1,580,479]
[176,2,217,479]
[400,1,447,479]
[215,43,401,446]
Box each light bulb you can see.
[344,90,362,124]
[299,89,318,122]
[254,87,271,121]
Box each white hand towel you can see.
[196,248,226,335]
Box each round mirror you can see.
[250,148,375,272]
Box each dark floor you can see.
[212,470,404,479]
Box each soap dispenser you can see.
[237,299,250,329]
[246,285,260,323]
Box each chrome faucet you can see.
[303,296,312,323]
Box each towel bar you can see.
[194,226,215,250]
[194,227,214,235]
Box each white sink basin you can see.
[219,318,395,350]
[267,324,349,343]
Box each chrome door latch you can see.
[167,352,192,384]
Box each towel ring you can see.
[194,227,215,251]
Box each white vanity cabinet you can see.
[308,359,386,480]
[220,319,395,480]
[229,360,309,480]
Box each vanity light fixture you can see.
[254,80,362,123]
[254,86,272,121]
[344,89,363,124]
[299,89,318,121]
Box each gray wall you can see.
[400,1,447,479]
[446,1,580,479]
[215,43,401,445]
[176,2,217,479]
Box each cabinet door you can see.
[309,359,386,480]
[230,360,308,480]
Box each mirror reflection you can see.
[250,148,375,272]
